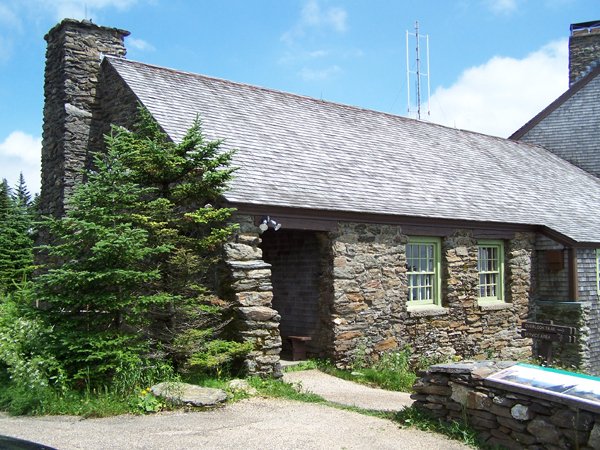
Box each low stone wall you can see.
[412,361,600,449]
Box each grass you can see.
[394,406,483,448]
[302,348,418,393]
[248,376,326,403]
[0,384,136,417]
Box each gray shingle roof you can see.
[107,56,600,244]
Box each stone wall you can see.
[89,59,141,157]
[41,19,129,217]
[577,248,600,375]
[223,215,282,377]
[330,223,407,365]
[413,361,600,449]
[569,24,600,85]
[330,223,534,367]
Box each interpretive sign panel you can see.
[487,363,600,411]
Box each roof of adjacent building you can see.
[107,56,600,245]
[510,66,600,177]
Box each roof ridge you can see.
[510,64,600,140]
[106,55,516,142]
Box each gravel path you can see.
[0,370,469,449]
[282,369,414,411]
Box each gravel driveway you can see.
[0,397,469,450]
[0,370,470,449]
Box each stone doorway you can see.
[260,229,333,360]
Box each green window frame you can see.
[406,237,441,306]
[477,240,505,302]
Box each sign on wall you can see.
[487,363,600,410]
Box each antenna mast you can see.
[406,21,431,120]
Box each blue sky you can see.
[0,0,597,194]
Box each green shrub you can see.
[351,346,417,392]
[0,288,66,392]
[186,339,253,378]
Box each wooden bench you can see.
[288,336,312,361]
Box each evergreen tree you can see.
[0,179,34,293]
[36,109,243,384]
[13,172,32,207]
[0,178,11,212]
[35,131,172,384]
[118,108,242,372]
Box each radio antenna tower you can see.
[406,21,431,120]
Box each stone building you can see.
[511,20,600,374]
[41,19,600,377]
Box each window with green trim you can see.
[406,237,441,305]
[477,240,504,302]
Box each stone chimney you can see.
[569,20,600,86]
[40,19,129,217]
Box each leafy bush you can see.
[184,337,253,377]
[0,288,65,392]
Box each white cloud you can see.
[486,0,519,15]
[299,65,341,81]
[282,0,347,44]
[128,37,155,52]
[0,131,42,194]
[428,39,568,138]
[300,0,347,32]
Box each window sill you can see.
[478,302,511,311]
[407,305,449,317]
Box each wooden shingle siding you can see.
[518,74,600,178]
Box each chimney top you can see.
[570,20,600,36]
[44,18,130,42]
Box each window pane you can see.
[407,241,438,304]
[477,243,503,301]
